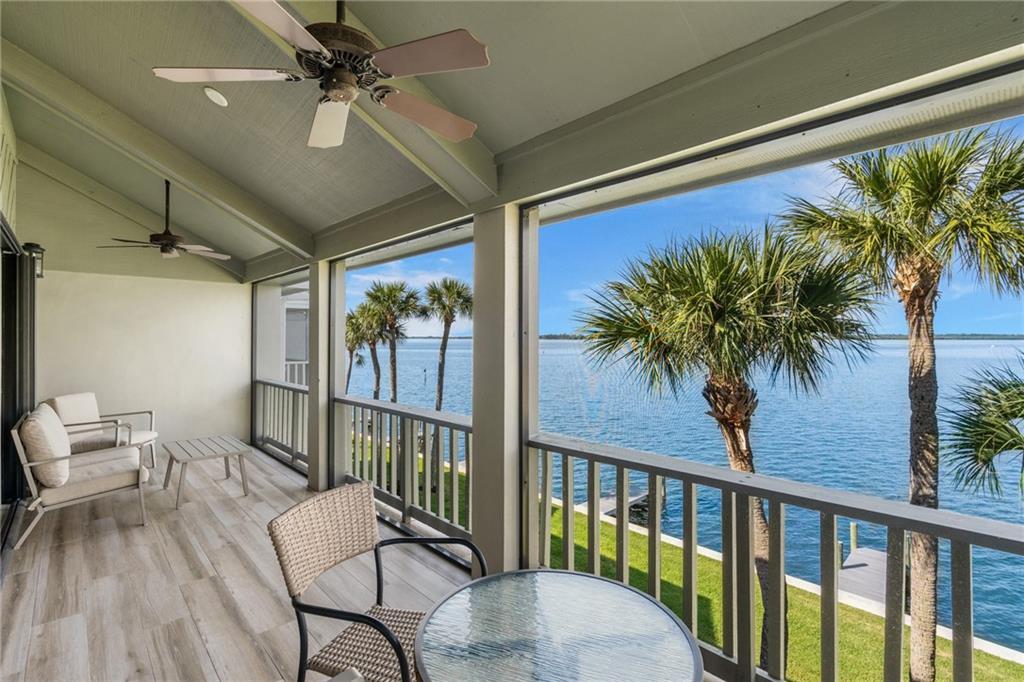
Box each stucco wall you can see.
[17,160,252,444]
[34,270,251,444]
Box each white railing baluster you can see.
[524,446,540,568]
[563,453,575,571]
[465,432,473,532]
[423,421,432,514]
[722,489,737,658]
[951,541,974,682]
[401,416,414,523]
[648,473,662,599]
[682,480,697,633]
[767,499,786,679]
[541,450,553,567]
[436,426,446,519]
[735,494,756,682]
[449,428,459,526]
[820,511,839,682]
[883,526,905,682]
[616,466,629,583]
[588,460,601,575]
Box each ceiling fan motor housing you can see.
[150,231,183,247]
[298,23,383,95]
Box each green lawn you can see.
[374,449,1021,680]
[544,506,1021,681]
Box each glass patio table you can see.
[414,569,703,681]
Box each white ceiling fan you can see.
[152,0,489,148]
[98,180,232,260]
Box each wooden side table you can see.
[163,435,251,509]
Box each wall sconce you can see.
[23,242,45,278]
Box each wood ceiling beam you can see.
[1,39,315,259]
[236,1,497,206]
[19,143,246,281]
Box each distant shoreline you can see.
[408,333,1024,341]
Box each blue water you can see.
[346,338,1024,649]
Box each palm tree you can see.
[365,281,423,403]
[578,229,875,669]
[354,302,384,400]
[783,129,1024,681]
[944,357,1024,496]
[423,278,473,411]
[344,310,367,393]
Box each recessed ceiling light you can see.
[203,86,228,107]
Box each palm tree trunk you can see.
[901,268,940,682]
[369,343,381,400]
[388,334,398,402]
[435,322,451,411]
[345,349,355,393]
[703,377,785,672]
[430,321,452,464]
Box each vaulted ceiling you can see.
[2,1,1020,279]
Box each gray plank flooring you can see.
[0,447,469,682]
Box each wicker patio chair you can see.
[267,481,487,682]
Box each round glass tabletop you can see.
[415,569,702,682]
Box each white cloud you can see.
[346,259,471,305]
[565,287,595,304]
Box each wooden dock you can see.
[840,547,889,603]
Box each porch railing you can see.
[284,360,308,387]
[253,379,309,470]
[334,395,472,540]
[525,432,1024,682]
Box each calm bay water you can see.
[347,338,1024,649]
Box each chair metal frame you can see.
[284,515,488,682]
[9,412,147,550]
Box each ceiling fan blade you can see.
[153,67,305,83]
[191,250,232,261]
[307,99,350,148]
[235,0,331,59]
[96,245,155,249]
[375,89,477,142]
[161,249,181,259]
[371,29,488,78]
[111,238,156,245]
[178,244,213,251]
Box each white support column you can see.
[472,204,521,573]
[307,260,330,491]
[330,260,349,487]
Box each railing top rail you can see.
[255,378,310,393]
[529,432,1024,555]
[335,395,472,431]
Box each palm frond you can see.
[576,228,876,397]
[942,357,1024,496]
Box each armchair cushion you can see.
[44,393,108,453]
[19,404,71,488]
[38,446,148,506]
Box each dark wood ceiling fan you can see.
[98,180,231,260]
[152,0,489,148]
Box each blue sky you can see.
[348,117,1024,336]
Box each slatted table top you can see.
[163,435,250,462]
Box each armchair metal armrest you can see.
[291,597,411,682]
[64,418,121,428]
[101,410,155,431]
[23,438,142,466]
[373,536,488,606]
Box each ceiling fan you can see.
[152,0,489,148]
[98,180,231,261]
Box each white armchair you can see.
[44,393,158,468]
[11,403,148,550]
